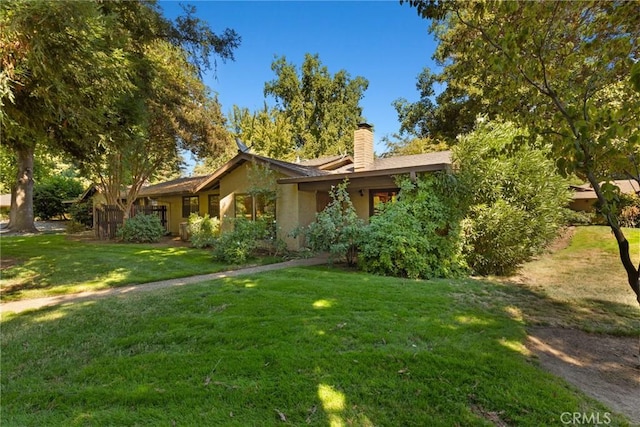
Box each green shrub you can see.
[461,202,529,275]
[563,209,596,226]
[293,180,365,266]
[65,220,88,234]
[33,176,84,220]
[212,218,269,264]
[187,213,220,248]
[68,201,93,227]
[117,214,164,243]
[359,174,467,279]
[454,121,571,276]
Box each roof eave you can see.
[277,163,452,185]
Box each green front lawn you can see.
[0,234,278,301]
[1,268,627,426]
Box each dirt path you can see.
[526,327,640,425]
[0,255,328,314]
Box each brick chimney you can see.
[354,123,374,171]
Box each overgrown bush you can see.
[455,121,571,276]
[187,213,220,248]
[212,218,270,264]
[618,194,640,228]
[293,180,365,266]
[68,201,93,228]
[460,201,532,275]
[359,174,467,279]
[65,220,88,234]
[563,209,596,226]
[33,176,84,220]
[116,214,164,243]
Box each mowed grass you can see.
[504,226,640,335]
[0,234,276,301]
[1,267,627,426]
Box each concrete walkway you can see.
[1,255,328,314]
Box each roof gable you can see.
[193,152,328,193]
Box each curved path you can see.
[1,255,328,314]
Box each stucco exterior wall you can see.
[277,184,300,249]
[569,198,597,212]
[349,188,370,222]
[219,162,252,232]
[153,190,220,235]
[153,195,182,234]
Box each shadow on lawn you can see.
[2,269,631,426]
[483,279,640,336]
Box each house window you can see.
[234,194,254,220]
[255,194,276,223]
[234,193,276,236]
[208,195,220,218]
[369,189,399,216]
[182,196,199,218]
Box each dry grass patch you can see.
[500,226,640,335]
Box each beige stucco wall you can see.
[569,198,596,213]
[279,186,371,251]
[277,186,316,250]
[219,162,252,232]
[277,183,301,249]
[217,163,309,250]
[153,190,220,235]
[349,188,370,222]
[153,195,181,234]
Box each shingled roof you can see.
[279,150,453,185]
[570,179,640,201]
[135,149,454,198]
[138,175,211,197]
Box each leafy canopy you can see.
[264,53,369,159]
[404,0,640,302]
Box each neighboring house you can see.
[569,179,640,212]
[98,124,452,249]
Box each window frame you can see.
[208,194,220,218]
[182,195,199,218]
[234,193,277,237]
[368,188,399,216]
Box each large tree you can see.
[80,38,231,219]
[1,1,124,231]
[227,104,296,161]
[405,0,640,304]
[264,53,369,159]
[0,0,239,231]
[392,67,479,143]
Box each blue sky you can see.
[160,1,439,156]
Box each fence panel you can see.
[95,205,123,240]
[95,204,168,239]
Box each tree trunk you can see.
[7,145,39,233]
[587,172,640,306]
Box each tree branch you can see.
[586,170,640,304]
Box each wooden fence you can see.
[95,205,168,240]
